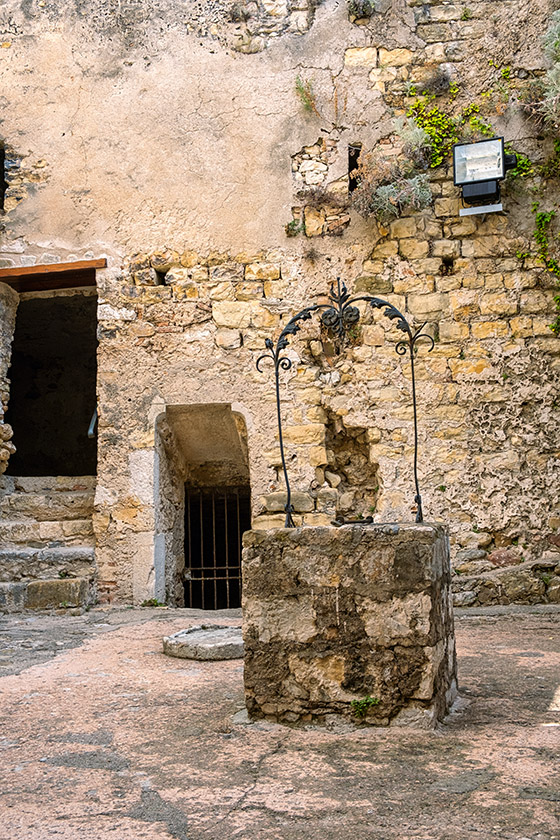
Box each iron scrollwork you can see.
[256,278,434,526]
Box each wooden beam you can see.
[0,258,107,294]
[0,258,107,279]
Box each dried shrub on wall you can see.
[295,76,321,117]
[523,10,560,131]
[347,0,374,20]
[351,154,431,223]
[296,185,350,210]
[395,117,433,170]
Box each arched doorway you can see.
[155,404,251,608]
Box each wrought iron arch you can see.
[256,278,434,527]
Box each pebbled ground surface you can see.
[0,605,559,840]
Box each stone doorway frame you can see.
[147,404,252,607]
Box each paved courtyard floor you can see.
[0,605,559,840]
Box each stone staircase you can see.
[0,476,96,613]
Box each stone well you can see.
[242,523,457,728]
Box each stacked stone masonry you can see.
[0,476,96,612]
[0,284,18,474]
[0,0,558,606]
[242,523,457,727]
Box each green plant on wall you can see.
[351,154,432,223]
[532,204,560,335]
[459,103,494,139]
[543,9,560,63]
[407,100,459,166]
[540,139,560,180]
[505,146,534,179]
[285,219,304,237]
[351,695,380,718]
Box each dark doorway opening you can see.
[184,486,251,610]
[5,293,97,476]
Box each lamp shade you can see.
[453,138,505,186]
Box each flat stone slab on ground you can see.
[162,624,244,660]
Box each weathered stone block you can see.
[471,320,509,339]
[282,424,325,445]
[163,625,244,660]
[372,240,398,258]
[24,578,89,610]
[428,4,462,21]
[344,47,377,67]
[378,47,413,66]
[304,206,325,237]
[479,293,517,316]
[245,262,281,281]
[432,239,461,259]
[399,240,429,260]
[210,263,244,281]
[434,198,460,218]
[0,581,26,612]
[212,301,252,328]
[215,328,242,349]
[355,275,393,295]
[261,491,314,513]
[242,524,457,727]
[389,217,416,239]
[132,267,159,286]
[407,292,447,318]
[520,290,554,314]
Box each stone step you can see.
[0,490,95,522]
[0,518,94,547]
[0,577,92,613]
[0,546,96,583]
[452,558,560,607]
[0,476,96,494]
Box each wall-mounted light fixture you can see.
[453,137,517,217]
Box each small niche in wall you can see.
[441,255,454,276]
[348,143,362,193]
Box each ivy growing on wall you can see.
[532,205,560,336]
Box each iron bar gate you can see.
[184,486,251,610]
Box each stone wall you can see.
[0,283,18,475]
[242,523,457,727]
[0,475,96,612]
[155,414,187,606]
[0,0,558,603]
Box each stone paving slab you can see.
[162,624,244,660]
[0,605,558,840]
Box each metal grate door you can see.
[184,486,251,609]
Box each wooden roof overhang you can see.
[0,258,107,294]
